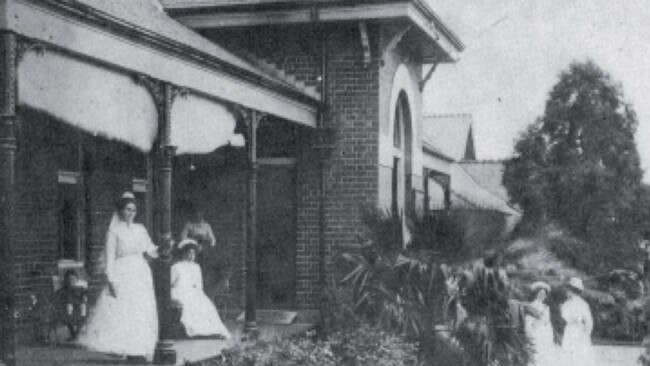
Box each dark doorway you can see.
[58,182,81,261]
[256,163,297,309]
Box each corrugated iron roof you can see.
[459,160,511,203]
[449,164,520,216]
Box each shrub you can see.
[191,325,418,366]
[341,209,532,366]
[329,324,418,366]
[451,261,532,366]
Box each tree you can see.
[503,61,644,270]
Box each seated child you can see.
[52,269,88,341]
[26,292,55,344]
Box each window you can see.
[58,171,83,262]
[393,106,402,149]
[391,157,400,216]
[423,168,430,213]
[392,93,410,215]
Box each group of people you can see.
[525,277,595,366]
[75,192,230,363]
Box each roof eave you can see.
[165,1,464,61]
[423,144,455,162]
[412,0,464,53]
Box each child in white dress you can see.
[171,239,231,339]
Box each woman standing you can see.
[524,281,556,366]
[171,239,231,339]
[180,206,215,250]
[560,277,595,366]
[78,192,159,363]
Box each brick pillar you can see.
[313,128,335,330]
[0,32,17,366]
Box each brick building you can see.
[0,0,464,362]
[162,0,464,312]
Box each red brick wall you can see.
[207,23,381,310]
[14,108,148,336]
[15,111,59,318]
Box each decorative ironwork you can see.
[161,145,177,169]
[16,38,45,64]
[170,85,189,104]
[133,74,165,115]
[232,104,252,126]
[0,115,17,151]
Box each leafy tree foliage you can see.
[503,61,646,270]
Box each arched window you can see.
[393,105,402,149]
[391,92,411,217]
[391,92,410,214]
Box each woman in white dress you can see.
[77,192,159,363]
[524,281,557,366]
[171,239,231,339]
[560,277,595,366]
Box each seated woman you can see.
[171,239,231,339]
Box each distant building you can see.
[421,114,521,231]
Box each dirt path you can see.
[593,344,641,365]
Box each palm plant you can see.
[341,241,446,337]
[450,260,532,366]
[341,210,532,365]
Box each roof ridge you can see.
[459,159,506,164]
[423,113,472,118]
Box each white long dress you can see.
[78,221,159,358]
[560,296,595,366]
[525,300,557,366]
[171,261,231,339]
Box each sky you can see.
[424,0,650,182]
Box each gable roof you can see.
[422,114,476,162]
